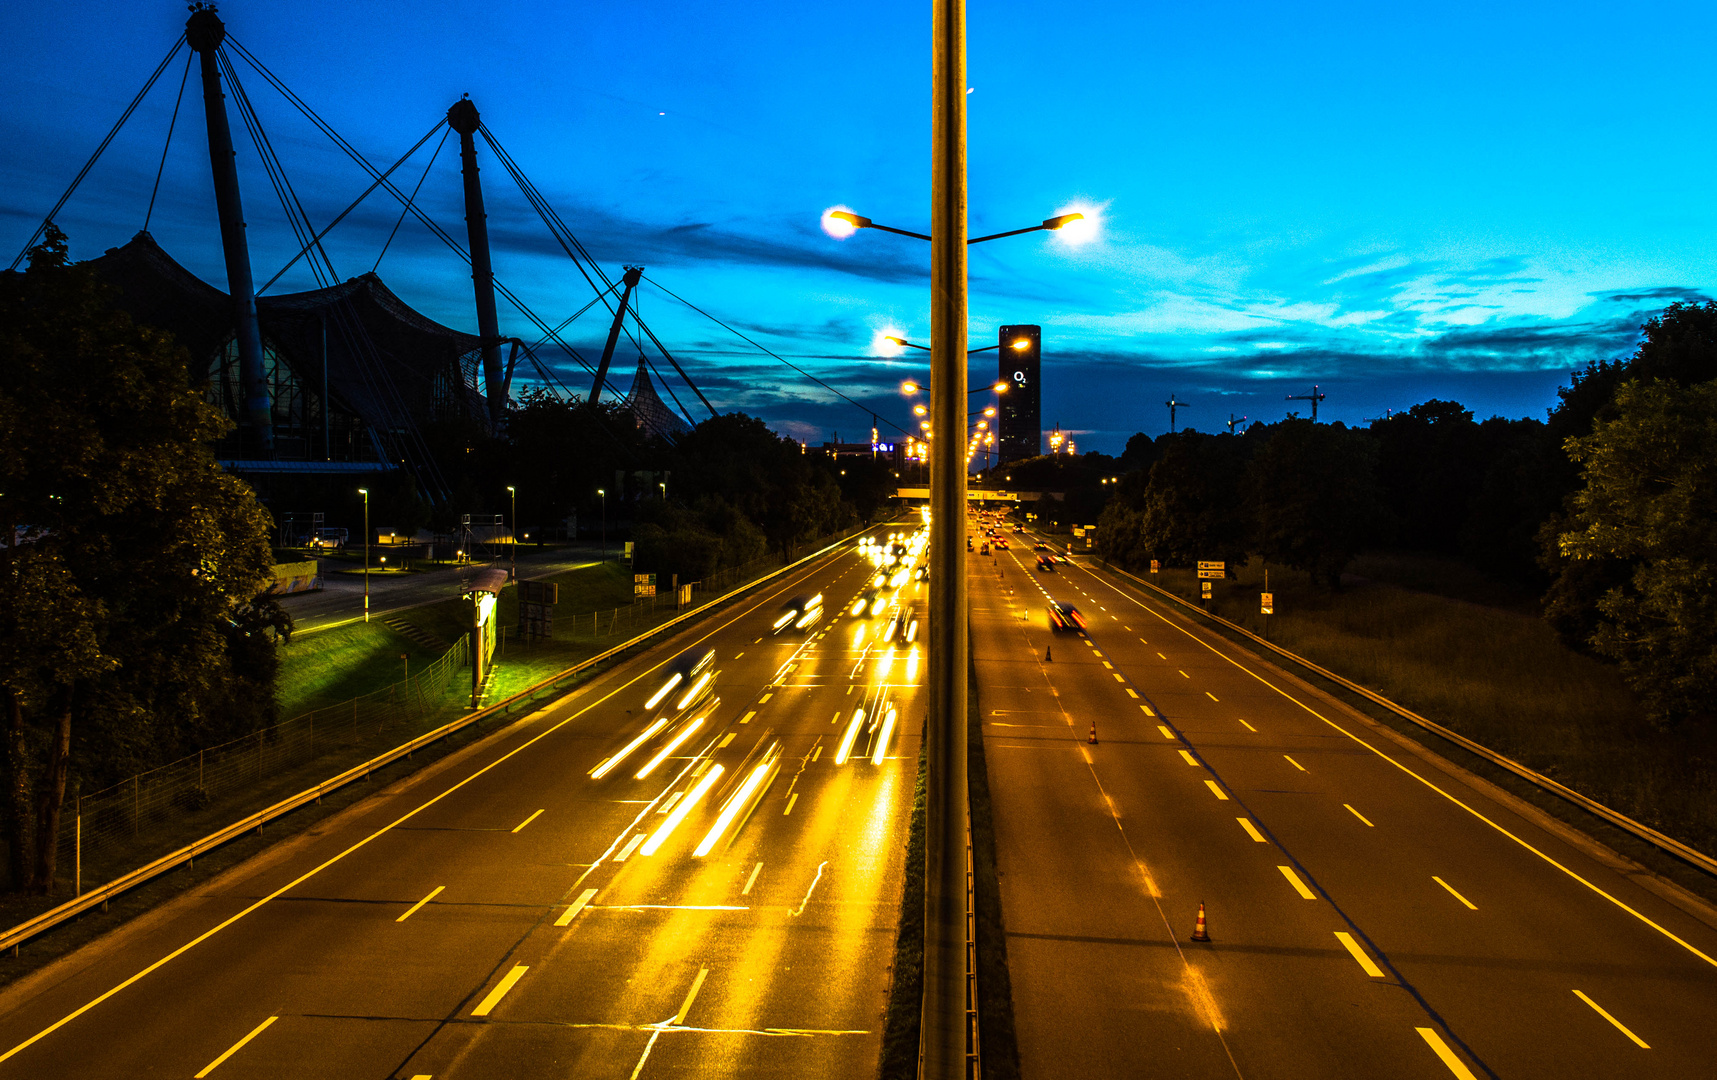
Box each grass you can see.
[1133,552,1717,877]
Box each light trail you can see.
[644,672,683,710]
[641,765,725,856]
[674,671,713,711]
[834,707,866,765]
[694,753,777,856]
[635,719,705,779]
[591,718,669,779]
[871,706,897,765]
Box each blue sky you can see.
[5,0,1715,452]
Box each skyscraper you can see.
[997,325,1041,463]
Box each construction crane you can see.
[1165,393,1189,433]
[1286,385,1326,422]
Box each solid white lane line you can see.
[1283,754,1306,771]
[718,732,737,748]
[194,1016,277,1078]
[1573,989,1650,1048]
[555,888,599,926]
[1157,725,1176,740]
[1205,780,1229,801]
[743,862,763,895]
[1416,1027,1480,1080]
[396,885,444,923]
[1344,803,1375,827]
[1433,876,1477,910]
[614,833,645,861]
[471,965,529,1017]
[1237,718,1257,732]
[1278,865,1317,899]
[674,967,710,1025]
[1237,818,1266,843]
[1334,931,1386,977]
[784,792,799,815]
[1178,750,1200,766]
[1206,691,1220,702]
[512,809,545,833]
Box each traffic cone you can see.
[1088,722,1098,745]
[1191,903,1210,942]
[1045,645,1053,661]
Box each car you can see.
[979,542,990,555]
[967,537,974,551]
[852,588,887,618]
[772,593,824,634]
[1033,542,1049,551]
[646,647,717,712]
[1057,553,1072,564]
[883,606,919,643]
[1047,602,1085,632]
[995,538,1009,550]
[1036,554,1056,572]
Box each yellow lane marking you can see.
[1102,661,1114,669]
[614,833,645,861]
[1206,691,1220,702]
[1237,818,1267,843]
[1344,803,1374,827]
[1178,750,1200,767]
[1278,865,1317,899]
[1416,1027,1480,1080]
[1205,780,1228,800]
[758,693,773,703]
[1178,669,1189,678]
[1125,688,1140,698]
[1093,569,1717,971]
[811,745,822,762]
[739,711,755,724]
[1237,718,1257,732]
[1140,704,1156,716]
[784,793,799,815]
[512,809,545,833]
[1113,673,1126,683]
[1433,876,1477,910]
[743,862,763,895]
[472,964,529,1017]
[1284,754,1306,771]
[674,967,711,1025]
[718,732,737,748]
[1573,990,1650,1048]
[1157,651,1166,658]
[734,652,744,658]
[1334,931,1386,977]
[194,1016,277,1078]
[1157,725,1176,740]
[396,885,444,923]
[555,888,599,926]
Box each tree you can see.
[1248,421,1382,590]
[0,227,276,893]
[1555,378,1717,726]
[1097,433,1248,568]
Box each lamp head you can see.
[993,381,1009,394]
[901,379,920,395]
[1042,212,1084,231]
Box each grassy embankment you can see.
[1134,552,1717,885]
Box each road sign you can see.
[1150,559,1160,574]
[634,573,656,598]
[1201,580,1213,597]
[1197,560,1225,580]
[1261,592,1274,615]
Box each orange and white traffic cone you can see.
[1191,902,1210,942]
[1088,722,1098,745]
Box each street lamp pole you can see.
[507,485,517,581]
[598,488,607,562]
[358,487,370,623]
[925,0,969,1072]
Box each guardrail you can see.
[0,525,872,954]
[1095,561,1717,880]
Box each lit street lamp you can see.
[826,209,1085,245]
[358,487,370,623]
[597,488,607,562]
[507,485,517,582]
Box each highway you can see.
[972,519,1717,1079]
[0,526,923,1079]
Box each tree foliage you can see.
[0,227,277,893]
[1556,378,1717,726]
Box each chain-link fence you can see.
[60,636,470,891]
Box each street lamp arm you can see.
[838,210,1081,245]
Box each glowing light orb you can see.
[822,206,860,239]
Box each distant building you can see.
[819,438,905,468]
[998,324,1041,463]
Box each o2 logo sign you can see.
[1013,371,1028,385]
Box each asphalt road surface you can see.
[0,526,922,1079]
[973,522,1717,1079]
[279,547,604,634]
